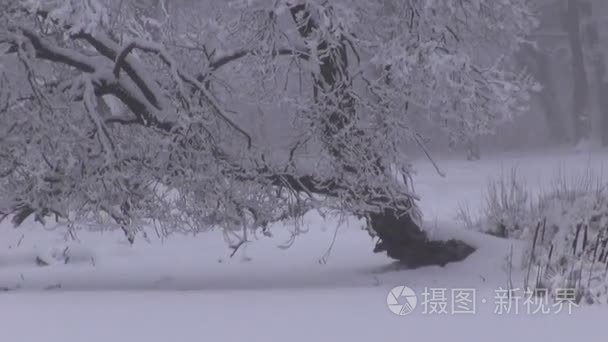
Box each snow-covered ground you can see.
[1,148,607,341]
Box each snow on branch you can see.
[207,47,310,71]
[10,28,98,73]
[113,38,253,148]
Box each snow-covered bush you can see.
[462,170,608,304]
[532,173,608,304]
[458,169,532,238]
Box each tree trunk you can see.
[466,136,481,161]
[584,8,608,146]
[566,0,590,143]
[370,208,474,268]
[599,78,608,146]
[515,43,567,142]
[289,4,474,267]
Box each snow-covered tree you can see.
[0,0,537,265]
[520,0,608,146]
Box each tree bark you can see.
[599,76,608,146]
[369,208,474,267]
[566,0,590,143]
[584,8,608,146]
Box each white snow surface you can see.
[1,148,607,341]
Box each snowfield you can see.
[1,148,607,341]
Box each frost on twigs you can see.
[0,0,536,265]
[22,0,109,35]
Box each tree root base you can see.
[369,208,475,268]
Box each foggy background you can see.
[162,0,608,157]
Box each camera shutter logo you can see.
[387,286,418,315]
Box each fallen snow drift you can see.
[1,149,607,341]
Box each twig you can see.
[414,134,446,177]
[319,222,341,264]
[229,239,247,258]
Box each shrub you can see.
[458,169,533,238]
[462,169,608,304]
